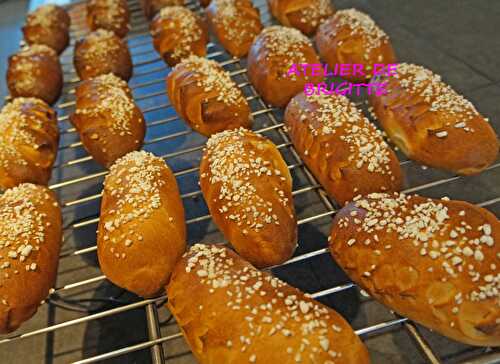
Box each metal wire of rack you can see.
[1,0,499,363]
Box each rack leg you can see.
[146,303,165,364]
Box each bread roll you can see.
[315,9,396,82]
[284,92,402,205]
[98,151,186,297]
[167,243,371,363]
[87,0,130,38]
[0,98,59,191]
[247,26,323,107]
[167,55,252,137]
[7,45,63,105]
[206,0,263,57]
[22,4,70,54]
[0,183,62,334]
[369,63,499,175]
[330,192,500,347]
[268,0,334,36]
[70,73,145,168]
[150,6,208,67]
[74,29,133,81]
[200,128,297,268]
[140,0,184,20]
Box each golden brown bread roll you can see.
[97,151,186,297]
[7,44,63,105]
[268,0,334,36]
[284,92,402,205]
[87,0,130,38]
[0,183,62,334]
[22,4,70,54]
[330,192,500,347]
[316,9,397,82]
[369,63,499,175]
[140,0,184,20]
[167,55,252,137]
[167,243,371,363]
[74,29,133,81]
[200,128,297,268]
[70,73,145,168]
[247,26,324,107]
[206,0,263,58]
[0,98,59,191]
[150,6,208,67]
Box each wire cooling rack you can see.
[1,0,499,363]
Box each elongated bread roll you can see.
[200,128,297,268]
[316,9,396,82]
[248,26,323,107]
[0,98,59,191]
[167,244,371,363]
[167,55,252,137]
[98,151,186,297]
[150,6,208,67]
[206,0,263,57]
[268,0,334,35]
[70,73,145,168]
[369,63,499,175]
[74,29,133,81]
[87,0,130,38]
[329,192,500,346]
[284,92,402,205]
[22,4,70,54]
[7,45,63,105]
[0,183,62,334]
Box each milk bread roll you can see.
[0,97,59,191]
[0,184,62,333]
[167,243,371,363]
[284,91,402,205]
[330,192,500,346]
[369,63,499,175]
[200,128,297,268]
[98,151,186,297]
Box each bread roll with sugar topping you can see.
[206,0,263,57]
[22,4,70,54]
[167,55,252,136]
[330,192,500,346]
[74,29,133,81]
[0,98,59,191]
[0,183,62,333]
[247,26,323,107]
[98,151,186,297]
[87,0,130,38]
[200,128,297,268]
[70,73,145,167]
[167,244,370,363]
[284,92,402,205]
[267,0,334,36]
[7,45,63,105]
[150,6,208,67]
[140,0,184,20]
[316,9,396,82]
[369,63,499,175]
